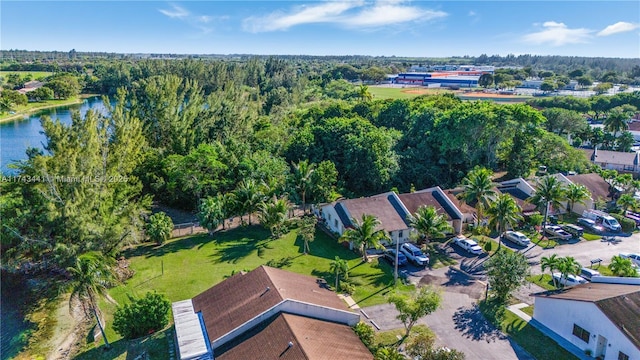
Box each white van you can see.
[581,210,622,232]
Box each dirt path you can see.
[47,295,87,360]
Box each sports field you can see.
[368,85,532,102]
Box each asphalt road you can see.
[363,267,535,360]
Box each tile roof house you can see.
[172,266,370,360]
[567,173,616,207]
[581,148,640,175]
[319,188,463,248]
[532,283,640,360]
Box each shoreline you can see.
[0,94,100,124]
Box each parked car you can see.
[552,272,587,287]
[543,225,572,240]
[624,210,640,226]
[577,218,604,233]
[400,243,429,266]
[579,267,601,281]
[581,209,622,232]
[452,235,483,255]
[503,231,531,246]
[382,248,408,266]
[619,253,640,267]
[561,224,584,238]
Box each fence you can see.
[172,222,207,238]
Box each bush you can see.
[146,212,174,244]
[610,213,635,233]
[113,292,171,339]
[353,322,375,351]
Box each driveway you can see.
[363,267,535,360]
[520,231,640,274]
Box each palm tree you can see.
[67,252,116,349]
[291,160,315,214]
[529,175,567,229]
[408,206,453,244]
[329,256,349,292]
[608,255,638,277]
[556,256,581,288]
[540,254,560,287]
[565,183,590,214]
[357,84,373,102]
[458,167,496,226]
[198,196,225,235]
[258,196,290,238]
[235,179,264,225]
[340,214,387,262]
[486,194,523,249]
[617,193,638,213]
[603,108,629,136]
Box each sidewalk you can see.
[507,303,591,360]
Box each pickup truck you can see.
[543,225,572,240]
[452,236,483,255]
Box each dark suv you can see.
[383,249,408,266]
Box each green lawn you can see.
[501,311,578,360]
[424,242,457,269]
[582,233,602,241]
[367,86,453,100]
[526,274,557,291]
[0,70,53,80]
[0,97,84,121]
[75,225,413,358]
[520,305,534,317]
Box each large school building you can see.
[394,65,494,88]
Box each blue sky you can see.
[2,1,639,58]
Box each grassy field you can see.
[74,224,414,359]
[0,70,53,80]
[500,310,578,360]
[526,274,556,291]
[368,86,453,100]
[520,305,534,317]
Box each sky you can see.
[2,1,639,58]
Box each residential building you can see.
[319,187,463,248]
[172,266,370,360]
[567,173,616,208]
[581,147,640,175]
[496,178,538,216]
[532,283,640,360]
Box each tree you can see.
[291,160,315,214]
[594,82,613,95]
[540,81,556,93]
[198,196,225,235]
[112,291,171,339]
[529,176,567,229]
[540,254,560,287]
[617,131,635,152]
[146,212,174,245]
[375,347,405,360]
[388,286,442,339]
[577,75,593,88]
[258,195,290,238]
[357,84,373,102]
[565,183,590,214]
[409,206,453,245]
[67,252,116,349]
[0,89,28,112]
[484,250,530,302]
[27,86,54,102]
[604,108,629,136]
[458,167,496,226]
[608,255,639,277]
[478,74,494,88]
[310,160,338,204]
[329,256,349,292]
[353,322,375,351]
[234,179,264,225]
[556,256,581,288]
[340,214,387,262]
[486,194,523,249]
[298,216,317,255]
[542,108,588,137]
[617,193,638,212]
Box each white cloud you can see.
[243,0,447,33]
[159,3,220,34]
[522,21,592,46]
[159,4,189,19]
[468,10,476,16]
[597,21,639,36]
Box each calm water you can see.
[0,272,34,360]
[0,96,107,174]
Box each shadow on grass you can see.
[75,327,171,360]
[453,303,507,342]
[298,231,360,261]
[353,284,395,306]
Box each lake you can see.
[0,96,107,174]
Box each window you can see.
[572,324,590,343]
[398,230,403,239]
[618,352,629,360]
[334,219,338,228]
[328,214,332,221]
